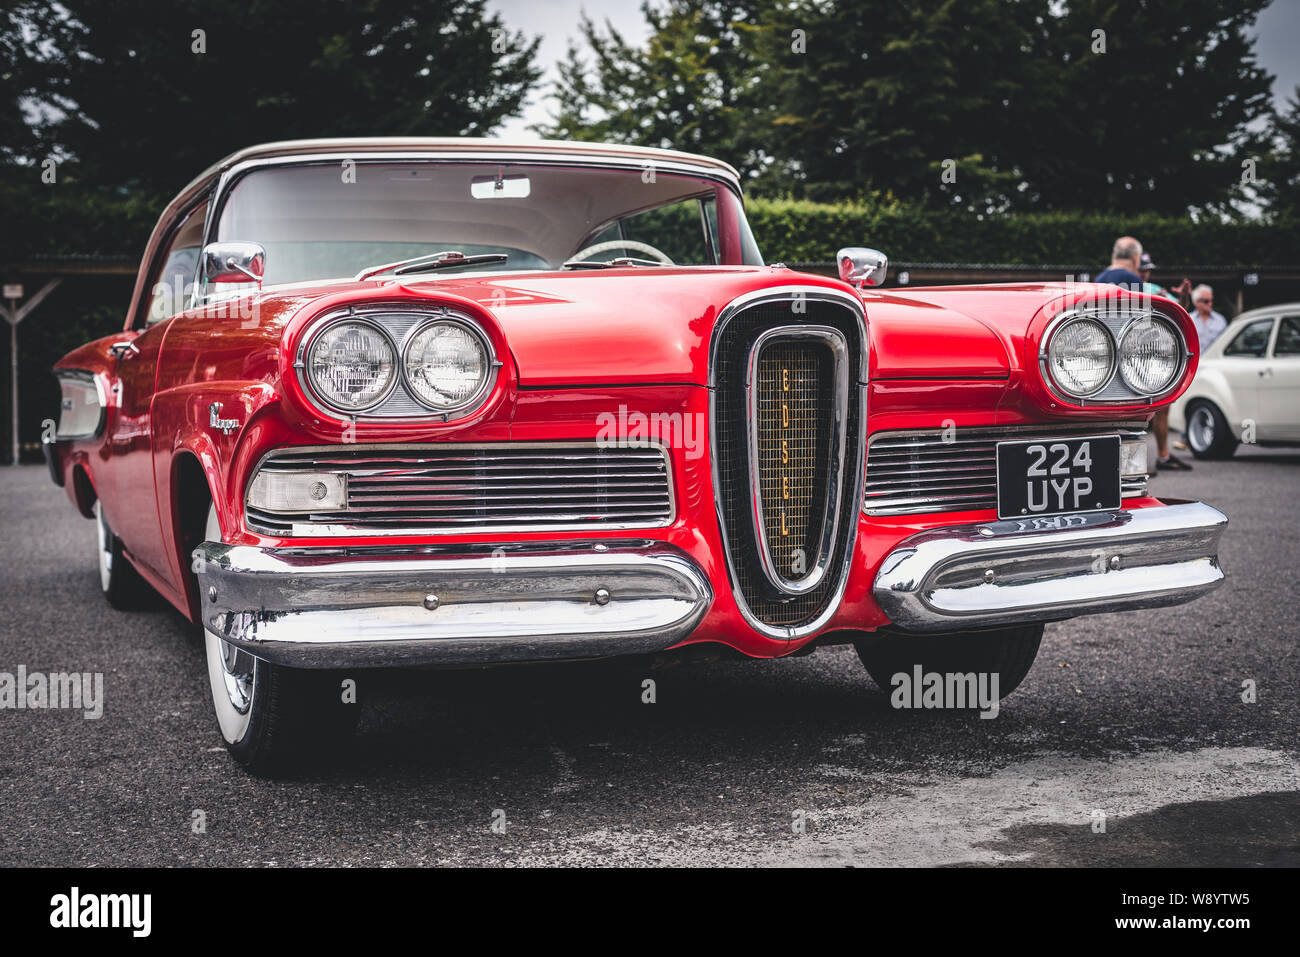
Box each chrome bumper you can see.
[873,502,1227,633]
[192,539,712,668]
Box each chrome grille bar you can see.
[246,443,674,536]
[864,422,1150,516]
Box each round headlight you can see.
[306,320,397,412]
[403,320,490,410]
[1119,315,1180,396]
[1047,318,1114,397]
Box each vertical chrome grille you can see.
[710,291,865,635]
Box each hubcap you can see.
[202,504,257,743]
[1189,406,1215,452]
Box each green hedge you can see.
[746,197,1300,266]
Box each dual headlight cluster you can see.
[302,314,494,415]
[1045,313,1184,400]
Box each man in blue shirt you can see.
[1093,236,1145,289]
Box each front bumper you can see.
[873,501,1227,633]
[193,539,712,668]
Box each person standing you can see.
[1093,237,1145,289]
[1190,284,1228,352]
[1094,238,1192,470]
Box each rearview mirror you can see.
[837,247,888,288]
[202,241,266,284]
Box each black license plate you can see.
[995,435,1121,520]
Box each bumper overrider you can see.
[193,539,712,668]
[873,501,1227,633]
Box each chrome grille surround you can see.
[746,326,849,596]
[709,286,867,639]
[245,442,674,537]
[864,422,1150,516]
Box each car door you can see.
[106,197,208,585]
[1258,315,1300,441]
[1215,317,1275,433]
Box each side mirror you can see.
[837,247,888,288]
[202,241,266,284]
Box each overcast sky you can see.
[487,0,1300,140]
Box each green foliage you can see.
[746,196,1300,265]
[541,0,1277,216]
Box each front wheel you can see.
[1185,400,1238,459]
[856,623,1044,702]
[201,506,358,775]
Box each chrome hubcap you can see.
[219,641,255,714]
[1189,406,1215,451]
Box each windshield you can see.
[212,160,763,288]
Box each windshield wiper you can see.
[562,256,668,270]
[355,250,508,281]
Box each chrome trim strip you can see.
[745,325,848,595]
[193,539,712,668]
[873,501,1227,632]
[707,285,868,640]
[244,441,675,537]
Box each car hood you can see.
[237,272,1084,387]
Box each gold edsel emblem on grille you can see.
[745,324,850,597]
[756,343,818,578]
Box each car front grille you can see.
[711,295,864,632]
[863,422,1150,516]
[245,443,673,536]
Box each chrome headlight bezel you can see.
[1117,314,1182,397]
[1043,315,1117,399]
[301,316,400,414]
[400,316,496,414]
[1039,307,1189,405]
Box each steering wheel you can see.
[568,239,675,265]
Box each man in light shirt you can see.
[1190,284,1228,352]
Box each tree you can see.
[540,0,1277,215]
[539,1,769,179]
[1260,87,1300,221]
[15,0,541,199]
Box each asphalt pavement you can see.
[1,448,1296,866]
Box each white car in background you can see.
[1171,303,1300,458]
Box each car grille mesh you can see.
[754,341,831,582]
[864,423,1149,516]
[246,444,673,535]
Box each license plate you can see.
[995,435,1121,520]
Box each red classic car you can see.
[45,139,1226,772]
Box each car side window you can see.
[1223,318,1274,358]
[141,198,209,326]
[1274,316,1300,357]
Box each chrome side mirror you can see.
[837,247,888,288]
[202,241,266,284]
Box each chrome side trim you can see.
[745,325,848,595]
[193,539,712,668]
[873,501,1227,633]
[708,285,868,640]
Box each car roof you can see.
[168,137,742,211]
